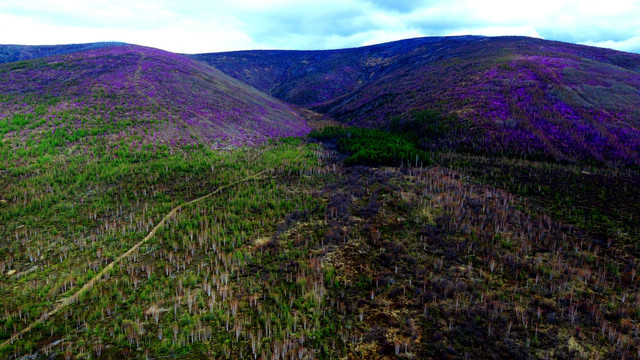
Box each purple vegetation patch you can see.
[0,45,310,149]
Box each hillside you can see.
[188,36,479,107]
[0,45,309,160]
[2,135,639,359]
[0,42,127,64]
[192,36,640,166]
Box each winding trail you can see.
[0,169,270,351]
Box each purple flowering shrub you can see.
[458,55,640,165]
[0,45,310,154]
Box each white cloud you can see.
[361,29,426,47]
[0,11,263,53]
[0,0,638,53]
[449,25,542,39]
[581,36,640,54]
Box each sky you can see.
[0,0,639,54]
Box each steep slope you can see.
[0,42,126,64]
[188,36,481,107]
[192,36,640,166]
[0,45,309,156]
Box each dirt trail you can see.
[0,169,269,351]
[133,51,146,97]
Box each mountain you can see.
[1,37,640,360]
[0,45,309,153]
[0,42,127,64]
[188,36,481,107]
[191,36,640,166]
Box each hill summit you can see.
[0,45,309,153]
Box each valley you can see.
[0,36,639,359]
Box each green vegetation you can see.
[438,153,640,245]
[309,126,431,166]
[1,124,640,358]
[3,38,640,359]
[387,109,469,143]
[0,137,340,359]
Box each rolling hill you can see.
[191,36,640,166]
[0,44,309,160]
[0,42,127,64]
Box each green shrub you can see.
[387,108,468,142]
[309,126,431,167]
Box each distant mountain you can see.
[189,36,482,107]
[192,36,640,165]
[0,45,309,149]
[0,42,127,64]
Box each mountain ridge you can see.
[191,36,640,166]
[3,36,640,165]
[0,42,127,64]
[187,36,489,107]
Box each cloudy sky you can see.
[0,0,639,54]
